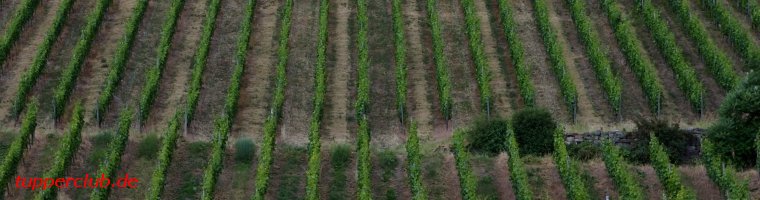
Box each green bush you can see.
[234,138,255,163]
[137,134,161,159]
[624,119,698,164]
[379,150,398,182]
[567,141,600,161]
[707,71,760,168]
[465,117,509,155]
[512,108,557,155]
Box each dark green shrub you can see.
[623,119,698,164]
[512,108,557,155]
[465,117,509,155]
[91,132,113,147]
[234,138,255,163]
[707,71,760,168]
[379,150,398,182]
[137,134,160,159]
[567,141,601,161]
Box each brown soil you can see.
[0,0,61,125]
[582,160,619,199]
[213,147,257,199]
[438,0,479,130]
[264,145,308,199]
[109,139,155,199]
[586,0,653,121]
[142,0,205,137]
[546,0,612,127]
[678,165,722,200]
[421,151,463,200]
[231,0,279,141]
[685,0,748,74]
[513,0,571,122]
[402,0,438,139]
[188,0,244,138]
[485,153,517,200]
[162,139,210,199]
[634,165,665,199]
[473,0,514,118]
[720,0,760,43]
[0,0,20,33]
[525,156,567,200]
[4,133,56,199]
[323,0,354,144]
[280,0,318,146]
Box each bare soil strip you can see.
[513,0,570,122]
[678,165,722,199]
[494,154,516,200]
[525,157,567,200]
[323,0,354,143]
[421,151,463,200]
[582,160,619,199]
[473,0,513,118]
[367,0,402,147]
[402,0,437,138]
[682,0,748,73]
[0,0,61,126]
[100,0,169,130]
[142,0,205,135]
[546,0,610,127]
[438,0,479,132]
[616,0,698,122]
[634,165,665,199]
[280,0,318,146]
[586,0,652,121]
[188,0,244,137]
[231,0,279,141]
[65,0,135,127]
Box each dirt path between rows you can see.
[493,154,517,200]
[280,0,318,146]
[546,0,610,129]
[582,160,619,199]
[0,0,20,34]
[634,165,665,199]
[421,152,463,200]
[678,165,722,200]
[143,0,205,136]
[525,157,567,200]
[473,0,513,118]
[368,0,403,148]
[0,0,61,126]
[323,0,353,144]
[402,0,437,138]
[231,0,279,141]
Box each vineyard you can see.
[1,0,760,199]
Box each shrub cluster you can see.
[512,108,557,156]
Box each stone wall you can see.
[563,128,706,146]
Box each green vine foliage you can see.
[0,100,38,196]
[601,141,644,200]
[0,0,41,66]
[306,0,329,199]
[90,109,133,200]
[425,0,453,119]
[35,103,84,200]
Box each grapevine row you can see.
[701,139,750,199]
[698,0,760,70]
[601,141,644,200]
[137,0,185,122]
[406,122,426,200]
[533,0,579,116]
[553,128,590,199]
[601,0,664,113]
[635,0,704,112]
[199,0,256,198]
[183,0,221,123]
[734,0,760,32]
[565,0,623,113]
[34,103,84,200]
[424,0,453,120]
[648,135,694,199]
[252,0,293,197]
[459,0,497,112]
[452,129,478,200]
[94,0,149,121]
[392,0,407,122]
[665,0,738,90]
[356,0,372,198]
[52,0,112,119]
[496,0,538,110]
[0,101,37,196]
[11,0,75,118]
[0,0,41,66]
[89,109,133,200]
[305,0,329,199]
[506,125,533,200]
[145,113,181,200]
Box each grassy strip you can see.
[137,0,185,122]
[553,128,590,199]
[392,0,407,122]
[698,0,760,70]
[10,0,75,118]
[601,141,644,199]
[451,129,478,200]
[328,145,351,199]
[0,101,38,195]
[424,0,453,119]
[635,0,704,112]
[734,0,760,32]
[532,0,579,115]
[251,0,293,198]
[52,0,111,119]
[665,0,738,90]
[34,103,84,200]
[356,0,372,199]
[199,0,256,198]
[702,139,750,199]
[406,122,426,200]
[89,109,133,200]
[601,0,664,113]
[145,113,181,200]
[183,0,221,123]
[459,0,500,112]
[0,0,40,65]
[94,0,149,121]
[305,0,329,199]
[649,135,695,199]
[506,126,533,200]
[565,0,623,113]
